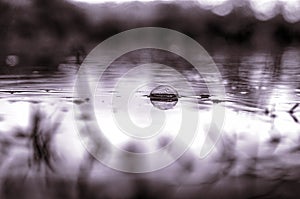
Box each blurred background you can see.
[1,1,300,199]
[0,0,300,70]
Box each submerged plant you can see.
[28,108,57,172]
[0,105,63,199]
[11,105,63,177]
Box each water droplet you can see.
[6,55,19,67]
[261,86,267,90]
[149,85,178,110]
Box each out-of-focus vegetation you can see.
[0,0,89,68]
[0,0,300,69]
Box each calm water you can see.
[1,48,300,108]
[0,47,300,198]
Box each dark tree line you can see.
[0,0,299,69]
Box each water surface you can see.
[0,48,300,198]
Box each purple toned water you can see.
[0,48,300,198]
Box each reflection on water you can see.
[0,47,300,198]
[1,48,299,109]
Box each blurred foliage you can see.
[0,0,300,68]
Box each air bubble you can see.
[149,85,179,110]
